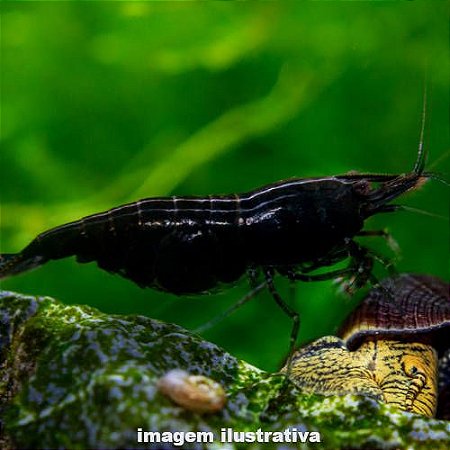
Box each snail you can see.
[285,274,449,418]
[157,369,226,414]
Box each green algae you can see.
[0,291,449,449]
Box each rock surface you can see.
[0,291,449,449]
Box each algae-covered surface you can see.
[0,291,449,449]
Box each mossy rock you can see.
[0,291,449,449]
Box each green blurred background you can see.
[1,2,448,371]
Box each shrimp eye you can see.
[353,180,372,196]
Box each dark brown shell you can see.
[339,274,450,353]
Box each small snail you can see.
[157,369,226,414]
[286,274,449,418]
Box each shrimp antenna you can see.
[413,73,429,175]
[398,205,449,222]
[422,171,450,188]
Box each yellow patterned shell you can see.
[288,336,438,416]
[286,274,449,418]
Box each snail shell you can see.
[286,274,449,418]
[340,274,450,353]
[288,336,438,416]
[339,274,449,417]
[287,335,384,400]
[157,369,226,414]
